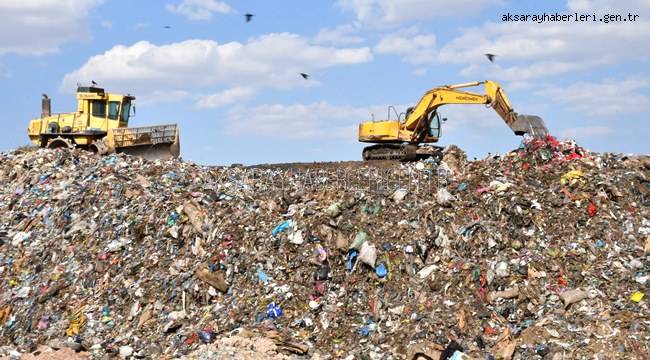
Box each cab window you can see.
[108,101,120,120]
[92,100,107,118]
[428,111,441,138]
[121,102,131,123]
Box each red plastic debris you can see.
[558,270,568,287]
[588,202,598,218]
[484,325,497,335]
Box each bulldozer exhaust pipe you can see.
[41,97,51,118]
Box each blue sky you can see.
[1,0,648,164]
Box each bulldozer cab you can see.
[27,86,180,160]
[77,86,135,132]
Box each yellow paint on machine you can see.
[358,121,402,142]
[27,86,180,160]
[357,80,549,160]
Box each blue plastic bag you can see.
[272,220,292,237]
[198,330,216,343]
[257,269,270,284]
[375,263,388,278]
[347,250,358,272]
[266,302,283,319]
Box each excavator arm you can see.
[401,80,546,138]
[358,80,548,161]
[482,81,548,137]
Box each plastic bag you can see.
[358,241,377,268]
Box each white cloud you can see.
[337,0,500,25]
[222,99,512,141]
[315,24,365,45]
[166,0,232,21]
[559,126,612,139]
[137,90,190,105]
[374,30,436,64]
[539,77,650,116]
[413,68,428,76]
[438,21,650,65]
[101,20,112,29]
[439,104,511,134]
[459,60,605,85]
[0,0,103,55]
[196,87,256,108]
[224,102,388,139]
[358,0,650,88]
[61,34,373,97]
[433,1,650,83]
[567,0,650,12]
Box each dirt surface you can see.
[181,333,289,360]
[0,347,87,360]
[249,159,400,170]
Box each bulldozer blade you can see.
[511,115,549,138]
[116,142,179,161]
[111,124,180,161]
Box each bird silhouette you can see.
[485,53,497,63]
[91,80,98,86]
[245,13,254,22]
[42,93,48,99]
[300,73,309,80]
[164,25,172,29]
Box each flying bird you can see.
[245,13,254,22]
[300,73,309,80]
[42,93,48,99]
[484,53,497,63]
[164,25,172,29]
[91,80,98,86]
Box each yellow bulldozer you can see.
[27,86,180,160]
[358,80,548,161]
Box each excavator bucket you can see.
[111,124,180,161]
[510,115,549,138]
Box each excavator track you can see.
[362,144,444,162]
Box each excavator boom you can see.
[358,80,548,160]
[482,81,548,137]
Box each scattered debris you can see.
[0,142,648,358]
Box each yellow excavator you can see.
[27,86,180,160]
[358,80,548,161]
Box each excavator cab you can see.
[428,111,441,139]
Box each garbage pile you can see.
[521,135,588,164]
[0,143,648,359]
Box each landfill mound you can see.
[0,138,649,360]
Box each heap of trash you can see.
[0,137,648,359]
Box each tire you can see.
[47,137,74,150]
[89,139,109,155]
